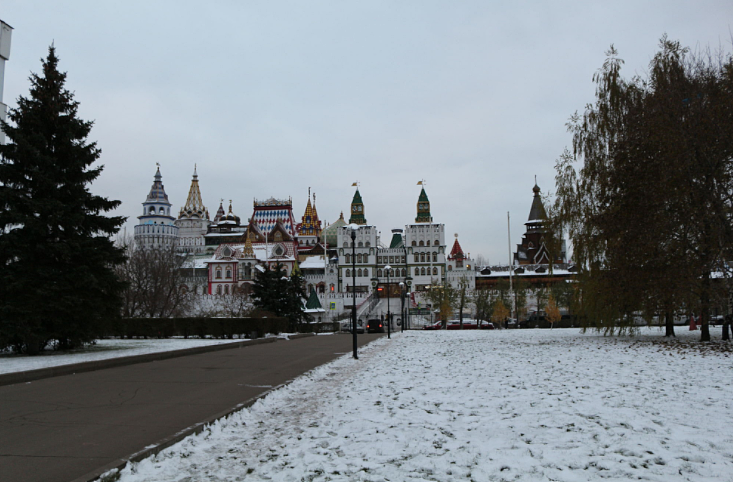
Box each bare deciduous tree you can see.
[115,237,191,318]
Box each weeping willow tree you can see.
[555,37,733,340]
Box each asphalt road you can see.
[0,333,382,482]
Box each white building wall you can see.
[337,225,378,292]
[404,223,446,290]
[174,217,209,254]
[0,20,13,145]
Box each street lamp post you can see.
[385,265,392,339]
[400,282,406,333]
[350,225,358,359]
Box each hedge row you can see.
[108,317,293,339]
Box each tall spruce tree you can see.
[0,46,126,354]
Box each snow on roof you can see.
[300,256,326,270]
[477,265,573,278]
[182,256,215,269]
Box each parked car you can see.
[367,319,385,333]
[480,322,495,330]
[446,319,480,330]
[340,319,365,334]
[423,321,443,330]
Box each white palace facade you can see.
[133,168,475,302]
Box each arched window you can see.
[414,253,419,262]
[421,267,426,276]
[345,269,351,277]
[226,268,232,279]
[345,254,351,264]
[365,241,370,247]
[357,269,362,277]
[419,240,425,246]
[216,285,222,295]
[528,242,534,248]
[414,267,419,276]
[412,240,417,246]
[159,207,165,215]
[401,268,406,277]
[224,285,230,295]
[357,254,362,263]
[433,252,438,262]
[358,241,364,247]
[378,269,383,277]
[448,265,453,271]
[433,267,438,275]
[434,240,440,246]
[215,267,222,279]
[363,268,369,278]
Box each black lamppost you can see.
[400,283,407,333]
[385,265,392,339]
[400,281,406,333]
[350,225,358,359]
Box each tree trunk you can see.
[700,273,711,342]
[665,312,675,337]
[722,321,730,341]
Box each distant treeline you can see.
[107,317,338,339]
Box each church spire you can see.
[146,165,169,203]
[415,183,433,223]
[527,181,547,223]
[349,187,366,225]
[179,165,208,220]
[298,188,322,237]
[213,200,225,224]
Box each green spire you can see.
[305,287,322,310]
[415,187,433,223]
[349,189,366,225]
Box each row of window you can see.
[410,239,440,246]
[377,256,406,264]
[215,267,233,279]
[343,241,372,248]
[344,253,380,264]
[215,284,232,295]
[414,252,439,263]
[146,206,171,216]
[415,267,439,276]
[136,225,177,234]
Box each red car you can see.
[446,320,495,330]
[422,321,443,330]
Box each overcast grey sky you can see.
[3,1,732,263]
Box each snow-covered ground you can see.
[0,338,248,374]
[111,327,732,481]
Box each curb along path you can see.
[0,333,383,482]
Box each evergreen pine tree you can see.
[252,263,311,331]
[0,46,126,354]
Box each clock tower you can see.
[349,188,366,225]
[415,186,433,223]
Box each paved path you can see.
[0,334,382,482]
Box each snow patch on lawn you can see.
[0,338,248,374]
[114,328,733,481]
